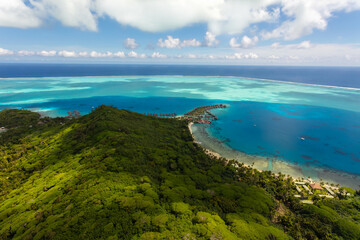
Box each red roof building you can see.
[309,183,323,190]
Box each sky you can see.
[0,0,360,66]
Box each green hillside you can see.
[0,106,359,240]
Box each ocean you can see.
[1,63,359,187]
[1,63,360,88]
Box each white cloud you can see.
[31,0,97,31]
[268,55,280,59]
[288,55,300,60]
[70,51,125,58]
[271,42,280,48]
[151,52,167,58]
[94,0,221,33]
[158,36,205,48]
[37,50,57,57]
[158,36,181,48]
[128,51,146,58]
[113,51,125,58]
[78,51,89,57]
[230,42,360,65]
[0,48,14,55]
[2,42,360,65]
[244,53,259,59]
[17,50,35,56]
[124,38,139,49]
[1,0,360,41]
[58,50,77,57]
[226,53,243,60]
[89,51,113,58]
[1,1,279,33]
[0,0,42,28]
[297,41,312,49]
[187,54,197,59]
[262,0,360,40]
[229,38,241,48]
[204,32,219,47]
[230,36,258,48]
[270,41,312,50]
[241,36,259,48]
[209,1,280,35]
[225,52,259,60]
[181,39,202,47]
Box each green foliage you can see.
[0,106,359,240]
[0,109,41,128]
[227,214,290,240]
[340,186,356,195]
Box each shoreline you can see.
[189,123,360,189]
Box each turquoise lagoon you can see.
[1,76,360,187]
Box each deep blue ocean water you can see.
[1,63,360,88]
[0,63,359,179]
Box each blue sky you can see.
[0,0,360,66]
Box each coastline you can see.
[189,123,360,189]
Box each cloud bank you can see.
[1,0,359,40]
[1,41,359,65]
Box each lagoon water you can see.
[1,64,360,187]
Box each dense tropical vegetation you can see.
[0,106,359,239]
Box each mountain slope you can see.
[0,106,359,240]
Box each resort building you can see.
[318,195,334,199]
[324,185,335,196]
[294,181,306,185]
[303,185,313,195]
[300,200,314,204]
[309,183,323,191]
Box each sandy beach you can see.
[189,123,360,189]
